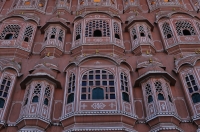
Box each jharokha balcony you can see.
[76,0,122,14]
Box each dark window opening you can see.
[122,92,129,102]
[168,95,172,102]
[167,34,172,39]
[148,35,151,39]
[58,37,62,42]
[0,98,5,108]
[133,35,137,40]
[50,35,55,39]
[192,93,200,103]
[183,29,191,36]
[93,30,102,37]
[45,37,47,41]
[158,93,165,100]
[92,87,104,100]
[115,34,120,39]
[140,33,145,37]
[32,96,39,103]
[24,98,28,106]
[76,34,80,40]
[148,95,153,103]
[5,33,13,40]
[67,93,74,104]
[24,37,29,42]
[44,98,49,106]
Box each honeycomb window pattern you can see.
[32,84,41,103]
[113,22,120,36]
[120,72,130,102]
[67,73,75,104]
[59,29,64,42]
[85,20,110,37]
[139,26,145,36]
[0,24,21,40]
[81,69,115,100]
[75,23,81,39]
[155,81,165,100]
[162,22,173,39]
[44,86,51,106]
[23,26,34,42]
[0,77,11,108]
[131,28,137,40]
[175,20,196,36]
[145,83,153,103]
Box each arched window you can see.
[58,29,63,42]
[155,81,165,100]
[85,20,110,37]
[67,93,74,104]
[23,25,33,42]
[0,76,11,108]
[0,25,21,40]
[44,86,51,105]
[50,28,56,39]
[44,98,49,106]
[92,87,104,99]
[132,28,137,40]
[75,23,81,40]
[93,30,102,37]
[113,22,120,39]
[145,83,153,103]
[81,69,115,100]
[120,72,130,102]
[67,73,75,104]
[175,21,196,36]
[32,84,41,103]
[0,98,5,108]
[192,93,200,103]
[139,26,145,37]
[162,22,173,39]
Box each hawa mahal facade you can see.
[1,0,200,131]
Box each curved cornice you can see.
[63,54,133,72]
[0,14,40,25]
[155,11,199,23]
[174,54,200,73]
[0,58,22,77]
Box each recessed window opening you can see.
[148,95,153,103]
[58,36,62,42]
[158,93,165,100]
[122,92,129,102]
[192,93,200,103]
[183,29,191,36]
[24,37,29,42]
[50,35,55,39]
[167,34,172,38]
[148,35,151,39]
[93,30,102,37]
[133,35,137,40]
[44,98,49,106]
[0,98,5,108]
[76,34,80,40]
[24,98,28,106]
[5,33,13,40]
[92,87,104,100]
[67,93,74,104]
[32,96,39,103]
[115,34,120,39]
[140,32,145,37]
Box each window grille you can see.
[75,23,81,40]
[175,20,196,36]
[155,81,165,100]
[120,72,130,102]
[132,28,137,40]
[85,20,110,37]
[162,22,173,39]
[23,26,34,42]
[0,24,21,40]
[185,74,200,103]
[58,29,64,42]
[50,28,56,39]
[44,86,51,106]
[0,77,11,108]
[32,84,41,103]
[145,83,153,103]
[67,73,75,104]
[139,26,145,37]
[81,69,115,100]
[113,22,120,39]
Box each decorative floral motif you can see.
[91,103,106,109]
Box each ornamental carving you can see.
[91,103,106,109]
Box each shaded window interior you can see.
[50,35,55,39]
[115,34,120,39]
[122,92,129,102]
[44,98,49,106]
[92,87,104,100]
[158,93,165,100]
[183,29,191,36]
[133,35,137,40]
[24,37,29,42]
[58,36,62,42]
[67,93,74,104]
[192,93,200,104]
[76,34,80,40]
[148,95,153,103]
[93,30,102,37]
[32,96,39,103]
[167,34,172,38]
[0,98,5,108]
[140,32,145,37]
[5,33,13,40]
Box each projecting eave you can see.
[20,74,62,89]
[134,71,176,87]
